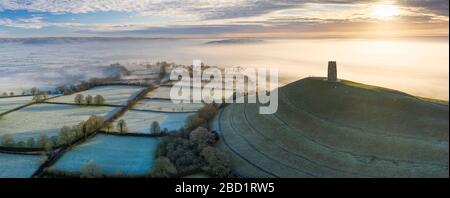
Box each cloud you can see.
[399,0,449,16]
[0,17,44,29]
[0,0,448,37]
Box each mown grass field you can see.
[49,134,159,177]
[213,77,449,178]
[0,103,116,141]
[0,96,33,114]
[0,153,45,178]
[48,85,143,105]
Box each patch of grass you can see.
[49,85,143,106]
[49,134,159,177]
[0,96,33,114]
[0,153,46,178]
[0,103,116,142]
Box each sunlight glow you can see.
[371,4,400,19]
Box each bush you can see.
[185,114,206,130]
[1,134,14,147]
[198,104,218,121]
[151,157,177,178]
[200,146,232,178]
[189,127,215,147]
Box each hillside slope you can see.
[213,77,449,178]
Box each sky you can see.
[0,0,448,38]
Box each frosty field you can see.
[0,103,116,141]
[146,86,234,101]
[133,99,204,112]
[145,87,172,99]
[49,85,143,105]
[50,134,159,176]
[112,110,195,133]
[0,153,45,178]
[0,96,33,114]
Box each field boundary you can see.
[32,85,156,178]
[0,95,61,117]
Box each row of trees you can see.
[1,87,48,98]
[74,94,105,105]
[0,115,105,151]
[1,92,14,97]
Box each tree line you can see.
[151,103,233,178]
[74,94,105,105]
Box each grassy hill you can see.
[213,77,449,178]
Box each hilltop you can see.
[213,77,449,178]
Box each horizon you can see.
[1,0,449,38]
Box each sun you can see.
[371,4,400,19]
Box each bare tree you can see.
[74,94,84,104]
[85,95,93,105]
[150,121,161,134]
[94,95,105,105]
[117,119,128,133]
[1,134,14,146]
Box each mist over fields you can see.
[0,37,448,100]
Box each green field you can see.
[145,87,172,99]
[50,134,159,177]
[0,96,33,114]
[214,77,449,178]
[0,153,45,178]
[0,103,116,142]
[111,110,196,133]
[48,85,143,105]
[133,99,204,112]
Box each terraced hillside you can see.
[213,77,449,178]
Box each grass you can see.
[110,110,196,133]
[133,99,204,112]
[145,87,173,99]
[48,85,143,105]
[49,134,159,177]
[0,153,45,178]
[0,96,33,114]
[146,86,234,101]
[215,77,449,178]
[0,103,116,142]
[183,172,211,178]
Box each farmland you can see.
[145,87,173,99]
[0,103,116,141]
[0,96,33,114]
[48,85,143,106]
[49,134,159,177]
[0,153,45,178]
[111,110,196,133]
[133,99,204,112]
[214,77,449,178]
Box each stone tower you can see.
[327,61,337,82]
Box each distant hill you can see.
[213,77,449,178]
